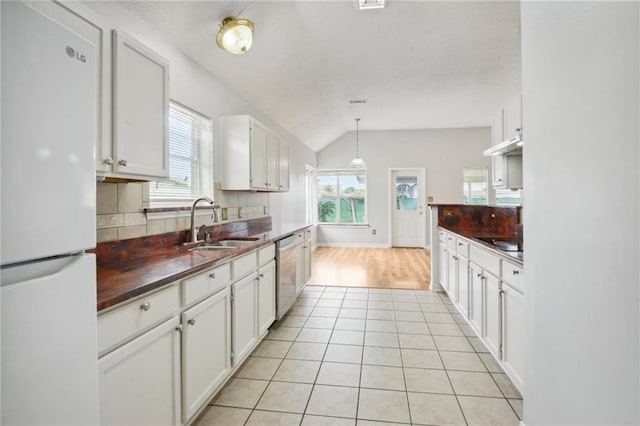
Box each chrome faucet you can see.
[190,196,220,243]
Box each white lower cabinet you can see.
[502,281,524,391]
[98,317,181,426]
[257,260,276,337]
[438,244,448,290]
[469,263,484,335]
[483,271,502,359]
[181,287,231,422]
[456,254,469,318]
[232,273,258,366]
[447,250,458,304]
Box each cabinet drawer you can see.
[232,251,257,280]
[446,234,457,249]
[456,239,470,258]
[182,263,231,307]
[295,232,305,245]
[258,244,275,266]
[502,261,524,294]
[305,228,312,241]
[469,245,501,276]
[439,230,447,243]
[98,284,180,356]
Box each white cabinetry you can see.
[97,285,181,425]
[504,94,523,139]
[456,240,470,318]
[181,287,231,422]
[438,234,448,291]
[295,228,313,295]
[232,273,258,366]
[257,260,277,337]
[501,261,525,391]
[111,30,169,179]
[483,271,502,359]
[469,263,484,335]
[222,115,289,192]
[490,95,523,190]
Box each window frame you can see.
[148,101,214,207]
[463,167,489,205]
[317,168,368,226]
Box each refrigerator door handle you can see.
[1,254,85,287]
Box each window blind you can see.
[150,102,213,204]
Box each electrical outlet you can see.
[427,196,434,202]
[221,207,228,221]
[372,229,376,235]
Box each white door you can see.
[391,169,426,247]
[232,274,258,366]
[257,261,277,337]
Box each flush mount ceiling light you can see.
[350,118,367,169]
[216,17,254,55]
[359,0,385,10]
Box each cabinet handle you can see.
[175,324,183,332]
[140,302,151,311]
[512,270,520,275]
[103,158,114,165]
[497,178,502,182]
[516,128,522,133]
[118,159,128,167]
[476,273,482,278]
[187,318,196,326]
[209,273,216,279]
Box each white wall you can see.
[522,2,639,424]
[85,1,316,231]
[316,127,491,247]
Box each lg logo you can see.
[65,46,86,63]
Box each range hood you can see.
[484,133,523,156]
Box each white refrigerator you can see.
[1,1,100,424]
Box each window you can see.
[496,188,523,205]
[317,169,367,224]
[149,102,213,205]
[463,167,489,205]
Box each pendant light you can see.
[349,118,367,168]
[216,17,254,55]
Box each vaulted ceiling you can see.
[119,1,521,152]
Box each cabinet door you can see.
[232,274,258,366]
[504,94,523,139]
[257,261,276,337]
[502,283,524,391]
[266,132,279,190]
[278,140,290,191]
[447,251,458,304]
[99,317,180,426]
[295,244,305,295]
[249,121,268,190]
[438,245,448,290]
[456,255,469,319]
[469,263,484,336]
[304,243,312,284]
[492,155,505,188]
[182,288,231,423]
[491,108,505,146]
[483,272,502,359]
[113,30,169,178]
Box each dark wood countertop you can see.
[95,221,311,312]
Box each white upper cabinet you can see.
[222,115,289,192]
[112,30,169,179]
[491,108,505,146]
[67,2,169,181]
[503,94,523,141]
[278,141,290,192]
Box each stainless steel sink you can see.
[190,245,235,251]
[190,238,259,251]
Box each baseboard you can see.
[316,242,391,248]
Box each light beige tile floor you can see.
[195,286,522,425]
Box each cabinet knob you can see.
[498,178,502,182]
[209,273,216,279]
[259,273,264,278]
[103,158,114,165]
[140,302,151,311]
[187,318,196,326]
[512,270,520,275]
[476,273,482,278]
[118,159,128,167]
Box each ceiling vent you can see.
[349,99,368,104]
[359,0,385,10]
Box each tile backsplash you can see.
[96,182,269,243]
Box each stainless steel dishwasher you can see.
[276,234,298,320]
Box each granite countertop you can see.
[439,226,524,266]
[96,222,310,312]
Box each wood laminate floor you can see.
[307,247,431,291]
